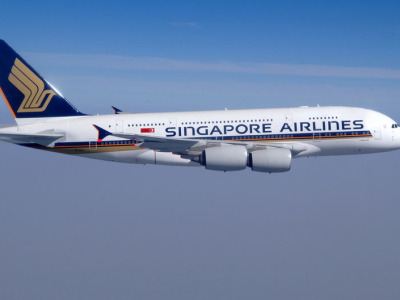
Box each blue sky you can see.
[2,1,399,66]
[1,0,400,114]
[1,1,400,300]
[1,0,399,119]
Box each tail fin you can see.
[0,40,84,121]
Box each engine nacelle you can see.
[201,145,248,171]
[249,148,292,173]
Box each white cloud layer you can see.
[25,53,400,79]
[167,22,201,28]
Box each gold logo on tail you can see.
[8,58,56,113]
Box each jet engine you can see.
[200,145,248,171]
[248,148,292,173]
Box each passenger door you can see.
[374,127,381,140]
[116,120,123,133]
[285,114,293,126]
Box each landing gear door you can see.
[374,127,381,140]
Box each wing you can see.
[112,132,205,153]
[111,132,307,157]
[93,125,307,156]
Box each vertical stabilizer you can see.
[0,40,84,121]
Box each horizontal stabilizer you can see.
[0,132,65,147]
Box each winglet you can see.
[93,125,112,142]
[111,106,123,114]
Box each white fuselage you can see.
[1,106,400,167]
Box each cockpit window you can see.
[392,124,400,128]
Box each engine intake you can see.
[201,145,248,171]
[249,148,292,173]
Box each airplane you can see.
[1,39,400,173]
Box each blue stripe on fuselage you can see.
[18,130,372,150]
